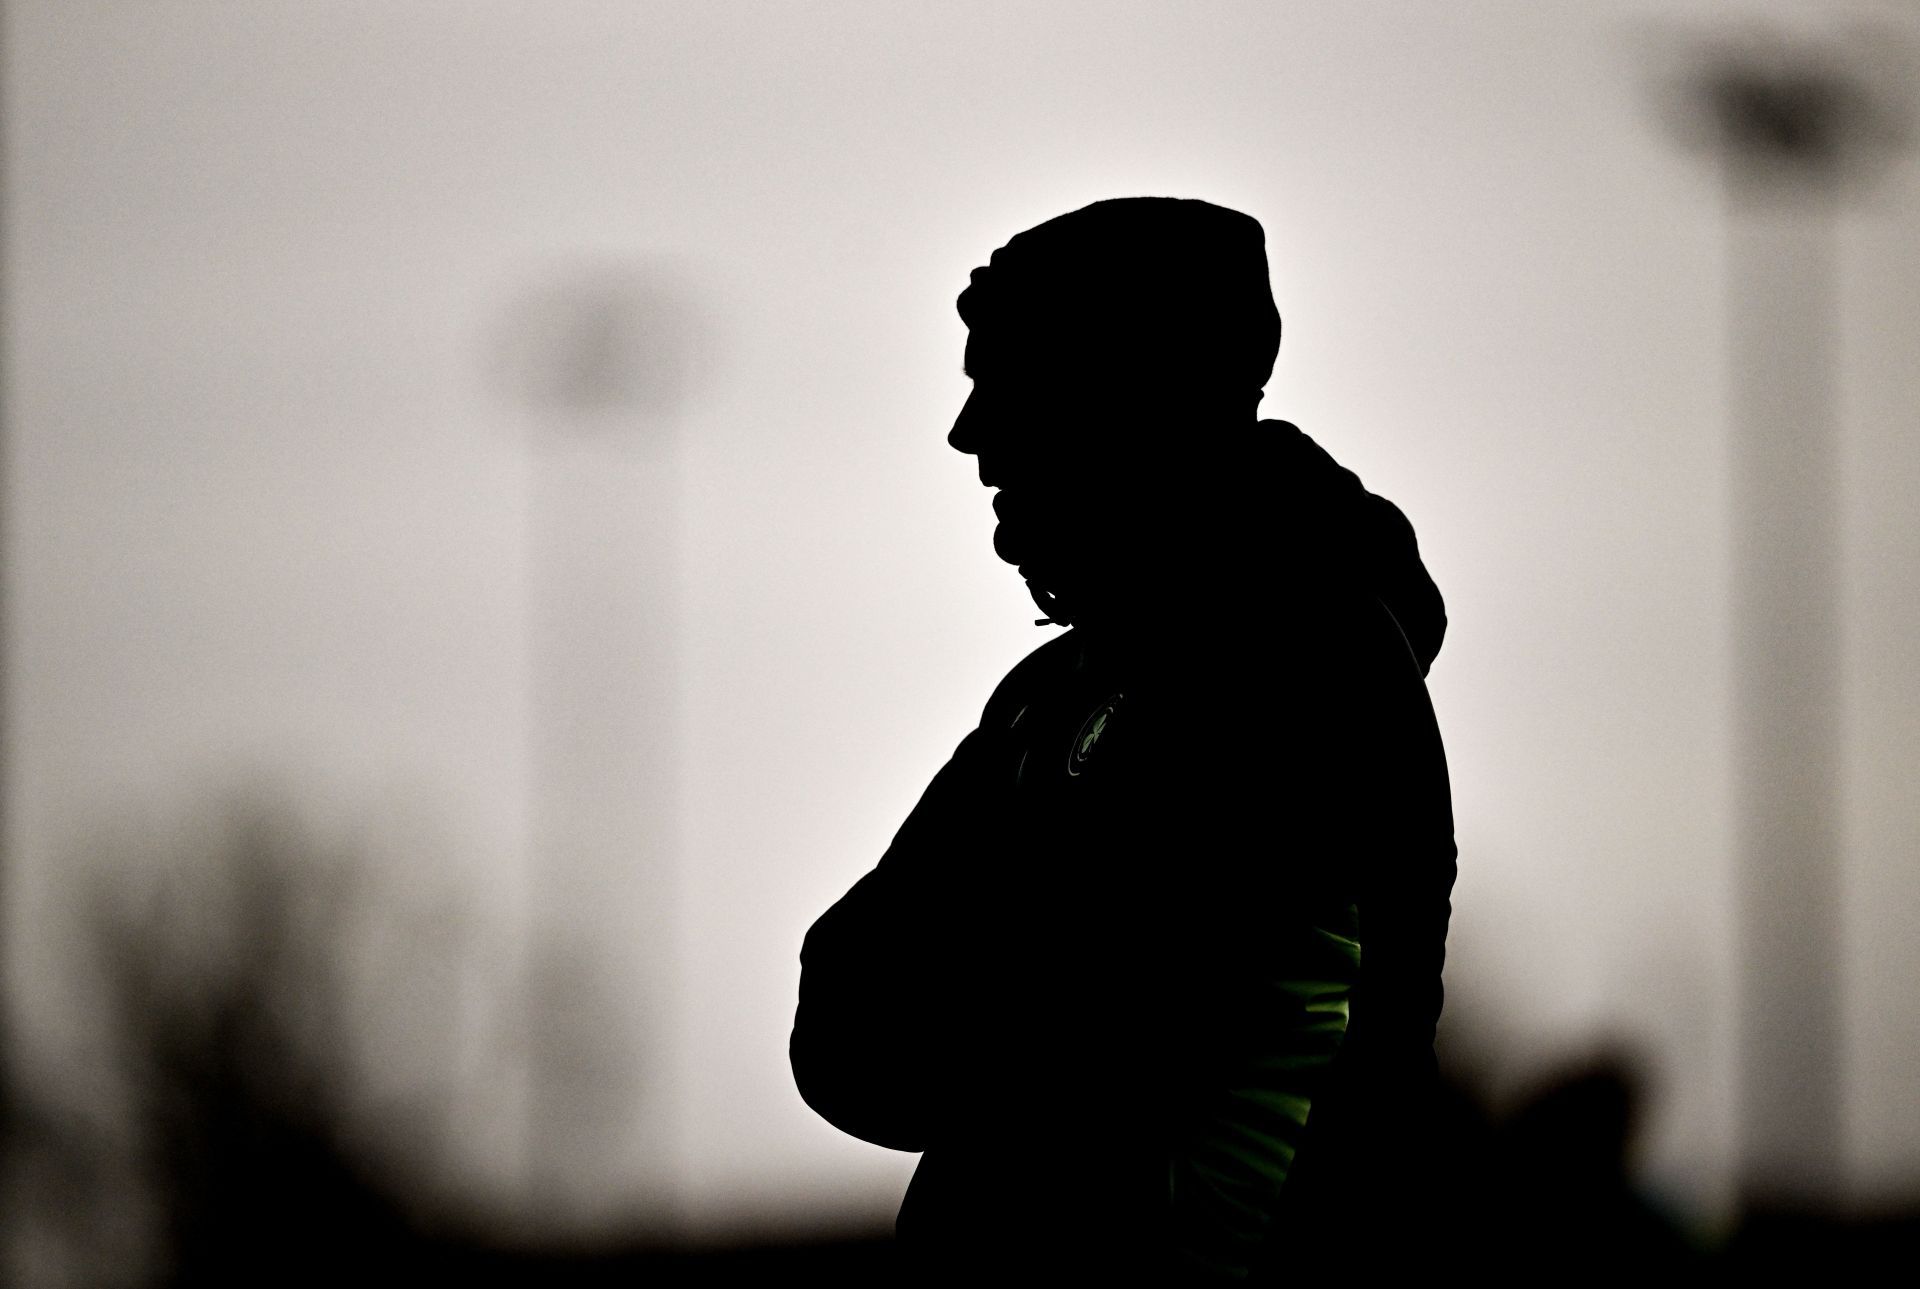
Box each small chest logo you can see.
[1067,694,1123,777]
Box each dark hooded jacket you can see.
[790,421,1456,1284]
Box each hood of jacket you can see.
[1018,418,1448,678]
[1260,419,1447,676]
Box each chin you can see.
[994,523,1056,569]
[992,520,1027,567]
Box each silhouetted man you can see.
[790,197,1456,1283]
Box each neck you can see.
[1027,478,1267,639]
[1016,416,1275,632]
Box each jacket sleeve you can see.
[1164,911,1361,1283]
[789,727,992,1151]
[789,646,1053,1152]
[1245,594,1458,1282]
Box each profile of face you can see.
[949,198,1280,623]
[947,333,1141,591]
[951,327,1229,619]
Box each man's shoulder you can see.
[978,630,1084,728]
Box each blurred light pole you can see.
[498,263,693,1236]
[1668,28,1905,1215]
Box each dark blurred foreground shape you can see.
[0,784,910,1287]
[2,783,1913,1282]
[0,789,482,1286]
[1445,1048,1920,1277]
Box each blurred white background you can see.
[4,0,1917,1257]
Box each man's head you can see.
[948,197,1282,623]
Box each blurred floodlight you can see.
[489,263,698,427]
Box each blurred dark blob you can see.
[1419,1036,1920,1275]
[1320,1042,1708,1279]
[2,791,473,1286]
[487,262,700,428]
[0,784,900,1287]
[1700,62,1884,177]
[1484,1052,1704,1275]
[1,787,1908,1282]
[1645,22,1911,195]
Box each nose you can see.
[948,389,983,456]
